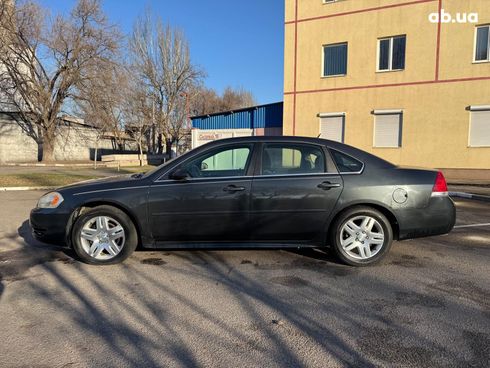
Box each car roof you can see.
[200,135,395,169]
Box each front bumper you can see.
[29,207,72,245]
[396,196,456,240]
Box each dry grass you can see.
[0,173,100,187]
[0,165,157,187]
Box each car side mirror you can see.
[169,168,190,181]
[201,162,208,170]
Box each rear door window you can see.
[262,144,326,175]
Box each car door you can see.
[250,142,343,243]
[148,143,255,243]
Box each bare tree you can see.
[220,86,256,111]
[130,11,203,156]
[0,0,119,161]
[190,85,257,116]
[188,86,220,116]
[76,62,127,167]
[167,91,192,155]
[122,73,152,166]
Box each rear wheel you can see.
[330,206,393,266]
[71,205,138,265]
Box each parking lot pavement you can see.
[0,192,488,368]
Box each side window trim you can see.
[323,145,339,174]
[328,148,365,175]
[155,143,256,182]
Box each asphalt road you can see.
[0,191,488,368]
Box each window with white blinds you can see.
[373,112,402,148]
[319,115,344,143]
[469,108,490,147]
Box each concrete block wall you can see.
[0,119,39,162]
[0,117,137,163]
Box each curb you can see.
[449,192,490,203]
[0,186,56,191]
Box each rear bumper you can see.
[396,196,456,240]
[29,208,71,245]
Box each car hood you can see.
[57,174,145,193]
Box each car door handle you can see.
[223,185,246,193]
[317,181,341,190]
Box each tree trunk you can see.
[36,141,43,162]
[165,138,172,157]
[41,127,56,162]
[94,140,99,169]
[138,140,143,167]
[157,133,163,154]
[151,125,156,154]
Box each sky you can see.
[37,0,285,104]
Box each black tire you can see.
[329,206,393,266]
[71,205,138,265]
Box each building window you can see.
[378,36,406,71]
[475,25,490,62]
[319,113,345,142]
[373,110,403,148]
[468,106,490,147]
[323,43,348,77]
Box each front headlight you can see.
[37,192,64,209]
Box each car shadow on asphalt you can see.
[3,220,376,366]
[1,221,372,367]
[0,221,76,285]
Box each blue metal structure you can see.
[191,102,283,130]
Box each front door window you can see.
[181,145,253,178]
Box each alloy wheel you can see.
[339,215,385,260]
[79,216,125,260]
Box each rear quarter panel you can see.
[334,167,437,211]
[326,167,440,240]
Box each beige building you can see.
[284,0,490,180]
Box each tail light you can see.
[431,171,448,197]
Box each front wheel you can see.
[330,206,393,266]
[71,205,138,265]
